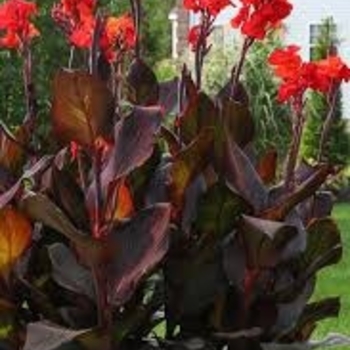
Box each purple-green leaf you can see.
[101,106,162,187]
[108,203,171,306]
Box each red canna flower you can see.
[53,0,135,62]
[183,0,231,16]
[316,56,350,83]
[231,0,292,40]
[52,0,95,49]
[269,46,350,104]
[187,25,201,51]
[268,46,316,103]
[0,0,39,50]
[100,14,136,61]
[268,45,302,79]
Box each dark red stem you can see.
[317,85,339,163]
[130,0,141,58]
[284,101,306,192]
[22,44,37,130]
[230,37,254,99]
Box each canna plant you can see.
[0,0,348,349]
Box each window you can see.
[309,21,337,61]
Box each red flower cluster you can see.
[52,0,135,61]
[0,0,39,50]
[183,0,231,16]
[187,25,201,51]
[100,14,136,61]
[52,0,95,49]
[268,45,350,103]
[231,0,292,40]
[184,0,231,50]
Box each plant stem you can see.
[92,267,111,326]
[284,104,306,191]
[90,13,102,75]
[92,147,103,238]
[22,44,37,130]
[114,58,123,118]
[230,37,253,99]
[317,86,339,163]
[194,12,210,89]
[68,46,75,69]
[130,0,141,58]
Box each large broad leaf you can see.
[19,193,105,268]
[224,137,268,212]
[51,69,114,147]
[270,218,341,304]
[220,98,255,149]
[195,181,251,239]
[300,218,342,274]
[298,191,333,226]
[170,128,214,207]
[260,165,334,221]
[0,121,29,173]
[216,80,249,107]
[158,77,179,116]
[23,322,90,350]
[281,297,340,342]
[0,165,14,194]
[166,246,228,319]
[223,235,246,290]
[108,203,171,305]
[126,58,159,106]
[256,149,278,185]
[145,157,172,206]
[272,279,315,338]
[48,243,95,300]
[179,91,217,144]
[239,215,298,268]
[45,167,90,231]
[181,175,206,235]
[0,206,32,278]
[101,106,162,186]
[0,155,53,210]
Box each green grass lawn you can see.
[312,202,350,347]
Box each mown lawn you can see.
[313,202,350,347]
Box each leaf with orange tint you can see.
[105,179,134,222]
[170,128,214,207]
[0,122,29,173]
[256,149,278,185]
[51,69,114,147]
[0,207,31,276]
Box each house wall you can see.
[284,0,350,118]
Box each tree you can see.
[243,32,292,157]
[301,17,350,165]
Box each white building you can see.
[169,0,350,117]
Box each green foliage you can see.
[302,18,350,165]
[0,0,69,127]
[201,35,292,158]
[154,58,178,81]
[243,33,292,157]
